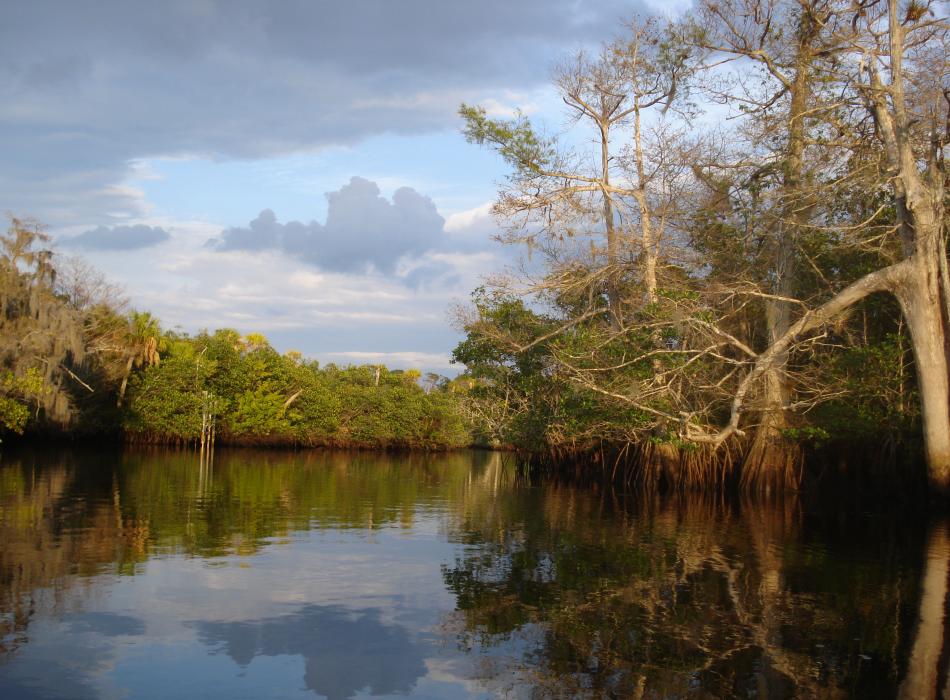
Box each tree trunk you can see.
[745,240,800,492]
[873,0,950,494]
[742,368,800,493]
[896,250,950,494]
[743,7,815,492]
[600,122,621,325]
[116,355,135,408]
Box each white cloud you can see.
[60,210,474,371]
[643,0,694,18]
[444,202,493,233]
[322,351,455,371]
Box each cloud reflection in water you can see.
[192,604,427,700]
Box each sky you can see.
[1,0,686,372]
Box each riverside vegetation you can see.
[2,0,949,495]
[0,217,469,449]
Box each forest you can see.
[0,217,470,449]
[2,0,948,495]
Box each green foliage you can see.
[459,104,554,176]
[124,354,207,440]
[808,329,918,443]
[230,387,291,437]
[452,284,712,451]
[0,369,45,435]
[121,331,471,449]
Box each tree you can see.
[116,311,166,407]
[456,0,950,493]
[460,18,693,325]
[684,0,950,491]
[0,369,44,435]
[686,0,844,487]
[0,216,87,426]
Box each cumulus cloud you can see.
[62,223,170,250]
[88,241,470,370]
[58,210,506,373]
[210,177,452,276]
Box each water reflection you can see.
[441,487,934,698]
[194,605,427,700]
[899,522,950,700]
[0,446,946,698]
[0,447,491,699]
[65,611,146,637]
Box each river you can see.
[0,447,946,698]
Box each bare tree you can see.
[461,17,693,325]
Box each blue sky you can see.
[131,129,506,225]
[0,0,683,372]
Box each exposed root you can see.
[740,425,803,495]
[520,439,743,492]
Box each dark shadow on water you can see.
[192,604,428,700]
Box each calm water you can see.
[0,447,946,699]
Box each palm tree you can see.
[116,311,166,407]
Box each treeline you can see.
[452,0,949,492]
[0,217,470,449]
[123,331,470,448]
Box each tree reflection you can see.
[0,447,491,655]
[899,522,950,700]
[441,482,935,698]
